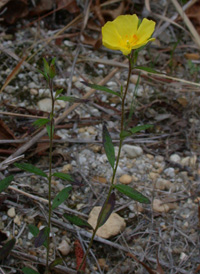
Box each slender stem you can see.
[46,78,54,271]
[78,52,133,272]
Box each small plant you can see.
[0,13,156,274]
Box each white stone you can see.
[164,167,175,178]
[58,239,71,256]
[170,154,181,163]
[88,206,126,239]
[122,145,143,158]
[7,207,16,218]
[37,98,52,112]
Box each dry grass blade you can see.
[171,0,200,48]
[0,55,27,93]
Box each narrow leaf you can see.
[52,186,72,210]
[134,66,159,74]
[56,96,90,103]
[97,192,115,228]
[43,58,49,77]
[46,124,54,139]
[81,81,121,97]
[14,163,47,178]
[22,267,40,274]
[28,224,39,237]
[114,184,150,204]
[63,214,93,230]
[56,88,63,97]
[49,57,56,79]
[0,238,16,260]
[129,124,153,134]
[53,172,74,182]
[33,118,49,127]
[37,69,48,81]
[49,258,63,269]
[120,130,132,139]
[120,125,153,140]
[0,175,13,193]
[102,124,115,169]
[75,240,86,272]
[34,227,49,248]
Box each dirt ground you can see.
[0,0,200,273]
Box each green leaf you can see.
[53,172,74,182]
[63,214,93,230]
[28,224,39,237]
[49,258,63,269]
[22,267,40,274]
[0,175,13,193]
[52,186,72,210]
[120,130,132,139]
[56,96,90,103]
[113,184,150,204]
[0,238,16,260]
[34,227,49,248]
[120,124,153,140]
[97,192,115,228]
[134,66,159,74]
[81,81,121,97]
[46,124,54,138]
[49,57,56,79]
[43,58,49,77]
[38,69,48,81]
[129,124,153,134]
[102,124,115,169]
[55,88,63,97]
[33,118,49,127]
[14,163,47,178]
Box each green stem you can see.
[77,52,133,272]
[46,78,54,271]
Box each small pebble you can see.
[170,154,181,163]
[58,239,71,256]
[119,174,132,184]
[122,145,143,158]
[7,207,16,218]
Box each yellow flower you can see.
[102,14,156,55]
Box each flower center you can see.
[124,34,138,48]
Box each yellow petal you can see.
[112,15,139,37]
[102,22,121,50]
[136,18,156,44]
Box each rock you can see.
[14,215,21,226]
[170,154,181,163]
[122,145,143,158]
[153,199,170,213]
[130,74,140,84]
[153,199,177,213]
[7,207,16,218]
[88,206,126,239]
[164,167,175,178]
[149,172,159,181]
[62,164,73,173]
[58,239,71,256]
[37,98,52,112]
[181,157,190,166]
[30,88,38,95]
[155,178,172,190]
[119,174,132,184]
